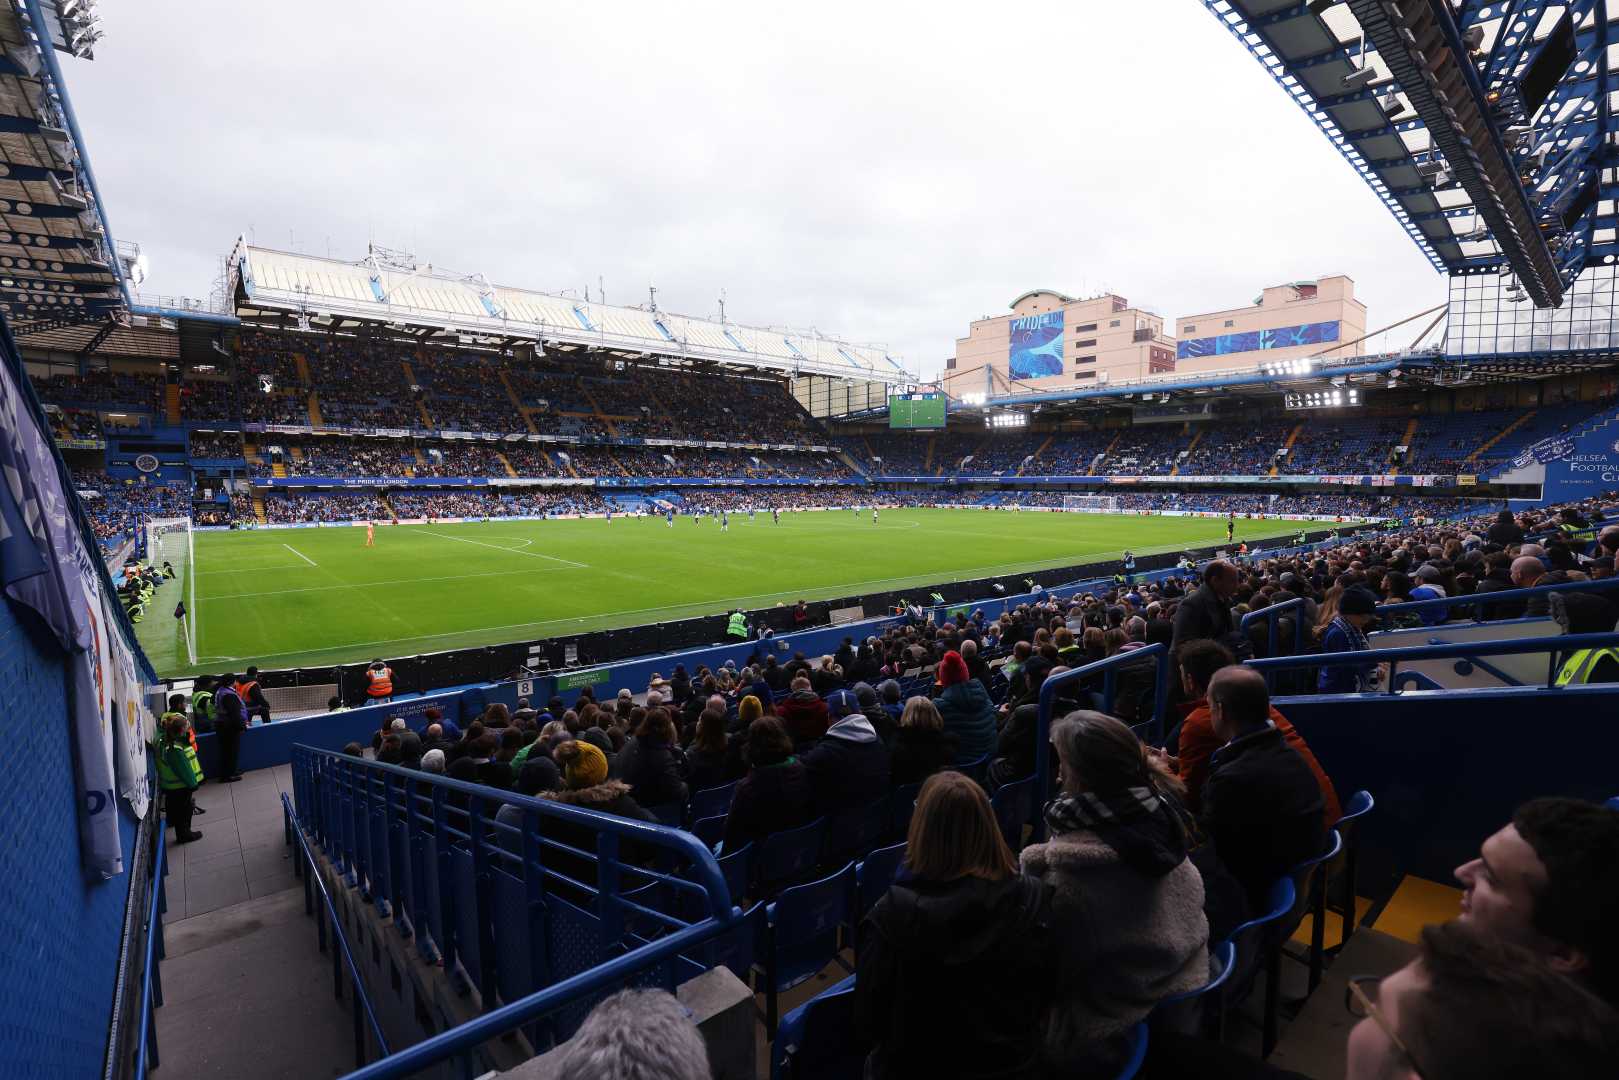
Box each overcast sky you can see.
[62,0,1447,378]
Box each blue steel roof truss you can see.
[1205,0,1619,305]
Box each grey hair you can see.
[549,988,709,1080]
[420,749,445,774]
[390,718,406,731]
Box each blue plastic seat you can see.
[1113,1022,1149,1080]
[989,774,1035,852]
[754,817,828,896]
[645,800,684,828]
[822,800,888,866]
[760,862,856,1036]
[773,974,861,1080]
[955,753,992,787]
[854,841,906,922]
[1288,829,1345,1000]
[691,814,727,851]
[1151,939,1237,1039]
[1333,790,1375,945]
[687,781,737,825]
[1221,875,1297,1060]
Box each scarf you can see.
[1329,613,1371,652]
[1044,785,1192,877]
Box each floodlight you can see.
[1342,65,1378,91]
[1376,89,1402,113]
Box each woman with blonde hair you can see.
[856,771,1056,1079]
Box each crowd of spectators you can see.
[35,369,163,412]
[262,492,390,524]
[188,431,245,459]
[48,407,103,443]
[72,472,190,552]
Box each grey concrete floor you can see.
[153,765,359,1079]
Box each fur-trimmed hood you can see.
[542,779,634,809]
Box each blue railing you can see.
[1376,575,1619,622]
[133,828,167,1077]
[1240,596,1309,661]
[1034,643,1173,797]
[281,792,390,1068]
[288,745,740,1077]
[1247,632,1619,694]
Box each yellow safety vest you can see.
[1555,648,1619,686]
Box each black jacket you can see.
[857,873,1058,1080]
[994,695,1077,782]
[721,759,816,853]
[1171,583,1235,651]
[612,735,688,810]
[1202,725,1325,906]
[684,738,744,792]
[801,716,891,815]
[861,704,898,749]
[889,727,956,787]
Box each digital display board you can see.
[1176,320,1340,360]
[889,392,947,429]
[1008,310,1064,379]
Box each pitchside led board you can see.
[1009,310,1065,379]
[889,392,947,429]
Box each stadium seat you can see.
[822,800,889,866]
[1151,939,1237,1040]
[760,862,857,1036]
[1332,790,1376,946]
[1113,1022,1149,1080]
[1220,876,1297,1059]
[754,817,829,897]
[989,774,1036,852]
[687,781,738,825]
[955,753,992,788]
[1286,830,1345,997]
[645,801,685,828]
[854,841,906,922]
[772,973,862,1080]
[691,814,727,851]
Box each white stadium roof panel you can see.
[232,243,914,383]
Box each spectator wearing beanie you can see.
[1319,586,1379,693]
[853,681,896,747]
[932,650,997,766]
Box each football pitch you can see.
[138,509,1312,676]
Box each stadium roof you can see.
[229,241,917,385]
[0,0,129,331]
[1202,0,1617,308]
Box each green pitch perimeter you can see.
[138,508,1312,676]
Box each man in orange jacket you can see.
[365,658,394,703]
[1158,638,1341,826]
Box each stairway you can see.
[1389,418,1420,470]
[251,492,266,524]
[293,352,312,386]
[1465,408,1536,464]
[271,462,288,479]
[837,449,869,478]
[1270,422,1304,477]
[575,381,620,438]
[923,434,936,475]
[604,448,629,476]
[1018,434,1054,476]
[498,369,539,433]
[496,450,518,478]
[381,493,397,519]
[243,442,262,466]
[1172,426,1206,477]
[306,391,323,428]
[165,383,182,425]
[416,399,436,430]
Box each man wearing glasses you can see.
[1344,920,1615,1079]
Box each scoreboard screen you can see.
[889,392,946,429]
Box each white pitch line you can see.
[201,563,581,601]
[282,543,318,568]
[419,528,588,568]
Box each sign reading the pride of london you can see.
[1176,320,1339,360]
[1008,310,1064,379]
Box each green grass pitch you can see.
[137,508,1312,676]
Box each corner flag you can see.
[174,601,186,619]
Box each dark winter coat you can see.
[778,690,830,749]
[611,735,688,811]
[888,726,957,787]
[1202,724,1326,908]
[801,716,892,815]
[932,679,997,765]
[721,758,816,854]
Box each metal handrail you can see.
[1376,575,1619,619]
[1247,632,1619,693]
[1035,643,1172,793]
[282,792,391,1067]
[133,828,166,1077]
[1240,596,1309,658]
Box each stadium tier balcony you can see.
[35,369,164,413]
[187,431,245,459]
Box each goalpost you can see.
[1061,495,1119,513]
[146,517,197,666]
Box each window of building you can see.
[945,357,956,369]
[1073,371,1096,380]
[1224,319,1234,327]
[1074,338,1096,348]
[1076,322,1097,332]
[1109,319,1120,327]
[1183,324,1195,333]
[1072,354,1096,366]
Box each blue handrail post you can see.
[1238,597,1308,689]
[467,800,498,1011]
[431,785,458,978]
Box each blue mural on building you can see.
[1176,320,1340,360]
[1009,311,1064,379]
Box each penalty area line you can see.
[282,543,318,568]
[419,528,589,568]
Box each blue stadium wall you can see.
[0,594,139,1079]
[1541,412,1619,503]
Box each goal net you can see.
[145,516,196,666]
[1061,495,1119,513]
